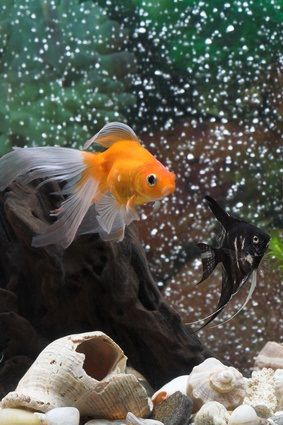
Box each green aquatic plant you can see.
[0,0,136,154]
[269,231,283,272]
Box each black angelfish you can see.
[193,196,270,329]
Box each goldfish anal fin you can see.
[197,242,219,284]
[84,122,140,150]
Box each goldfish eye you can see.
[147,174,157,186]
[253,235,259,244]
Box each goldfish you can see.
[0,122,175,247]
[191,196,270,329]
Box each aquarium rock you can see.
[153,391,192,425]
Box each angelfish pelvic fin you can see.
[197,242,220,284]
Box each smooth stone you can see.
[84,420,125,424]
[228,405,259,425]
[153,391,193,425]
[44,407,80,425]
[126,412,164,424]
[0,408,42,425]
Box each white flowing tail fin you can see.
[0,146,99,248]
[0,147,86,190]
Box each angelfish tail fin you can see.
[197,242,220,284]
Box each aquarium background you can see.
[0,0,282,372]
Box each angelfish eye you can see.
[253,235,259,244]
[147,174,157,186]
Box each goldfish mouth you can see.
[162,185,175,196]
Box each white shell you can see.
[0,332,150,419]
[194,401,230,425]
[273,369,283,409]
[186,358,246,412]
[244,369,277,418]
[84,421,125,425]
[152,375,189,405]
[228,405,259,425]
[126,412,164,425]
[0,408,44,425]
[254,342,283,370]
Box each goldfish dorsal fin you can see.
[84,122,140,149]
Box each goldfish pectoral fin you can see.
[76,204,100,237]
[95,193,121,234]
[84,122,141,149]
[153,200,161,213]
[32,176,99,249]
[95,192,140,240]
[99,226,125,242]
[126,196,140,223]
[197,243,219,284]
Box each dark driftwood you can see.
[0,182,208,397]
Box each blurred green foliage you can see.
[0,0,136,154]
[269,231,283,272]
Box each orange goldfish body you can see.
[0,122,175,247]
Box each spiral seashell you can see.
[0,331,151,419]
[186,358,246,412]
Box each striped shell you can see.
[0,332,150,419]
[186,358,246,412]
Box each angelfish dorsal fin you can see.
[84,122,140,149]
[205,196,233,230]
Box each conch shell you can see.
[0,331,151,419]
[186,358,246,412]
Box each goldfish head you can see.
[133,161,176,203]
